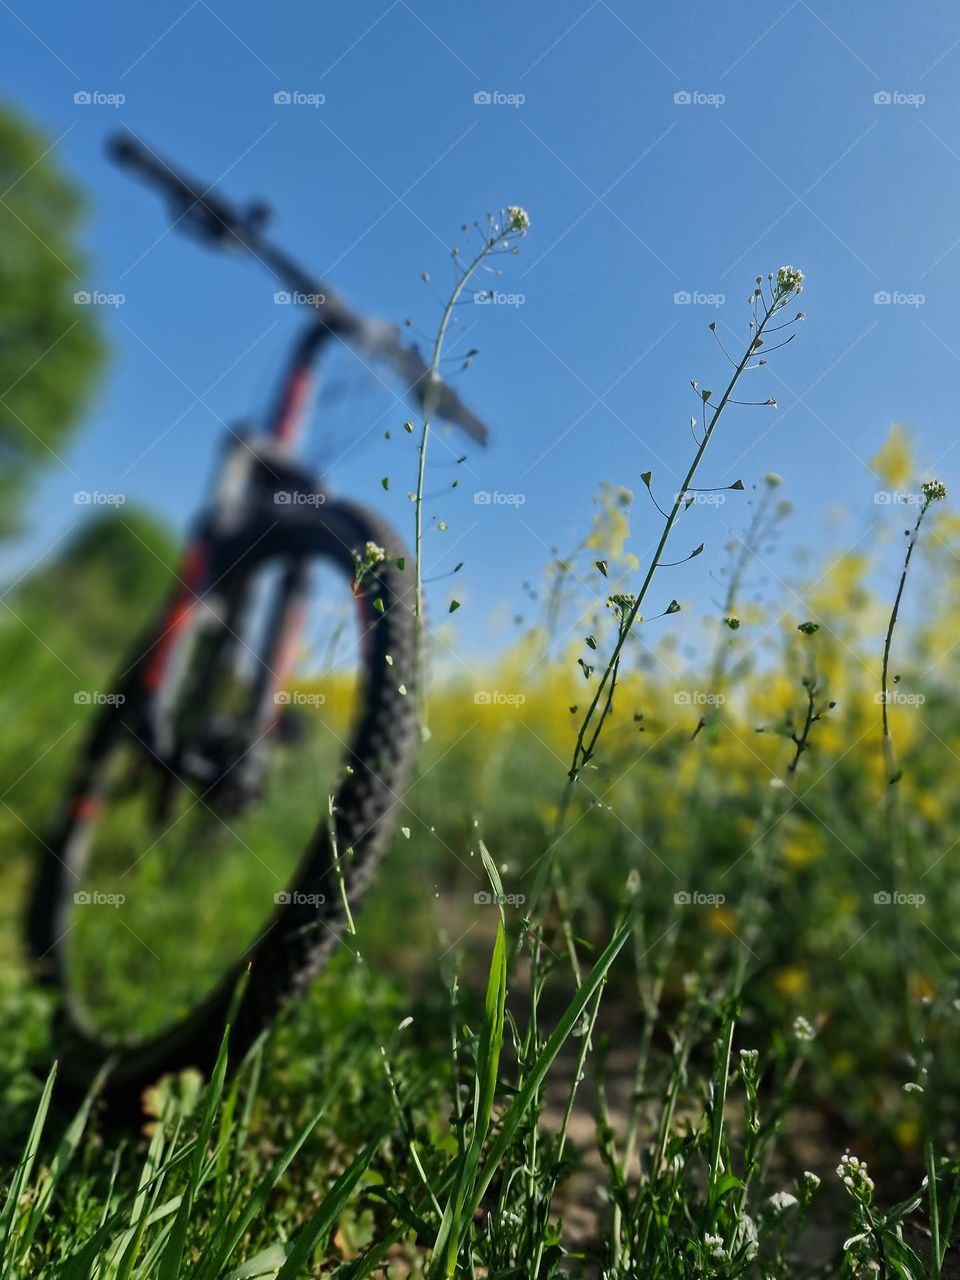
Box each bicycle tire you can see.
[26,498,419,1116]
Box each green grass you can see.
[3,284,960,1272]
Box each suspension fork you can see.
[247,557,310,736]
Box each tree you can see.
[0,102,107,535]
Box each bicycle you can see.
[26,132,489,1115]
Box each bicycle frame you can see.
[141,315,337,773]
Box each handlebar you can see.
[107,131,489,445]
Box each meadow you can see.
[2,265,960,1277]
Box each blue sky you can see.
[3,1,960,661]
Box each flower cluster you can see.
[922,478,947,503]
[703,1233,726,1261]
[606,593,637,618]
[793,1014,816,1042]
[776,264,805,295]
[506,206,530,234]
[364,541,386,565]
[837,1152,875,1204]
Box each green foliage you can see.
[0,102,107,535]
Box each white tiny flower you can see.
[803,1171,821,1191]
[776,264,804,294]
[703,1232,726,1260]
[506,205,530,233]
[364,541,386,564]
[793,1015,816,1042]
[768,1191,798,1213]
[398,1015,414,1030]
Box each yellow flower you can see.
[773,965,807,997]
[870,423,913,488]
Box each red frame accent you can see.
[143,542,207,691]
[272,367,313,447]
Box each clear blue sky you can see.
[4,1,960,661]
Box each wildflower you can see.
[803,1171,821,1191]
[793,1014,816,1042]
[364,541,386,565]
[837,1152,875,1203]
[764,472,783,487]
[703,1233,726,1260]
[607,593,637,618]
[768,1191,798,1213]
[776,265,804,294]
[724,616,741,630]
[397,1015,414,1031]
[506,206,530,233]
[922,478,947,503]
